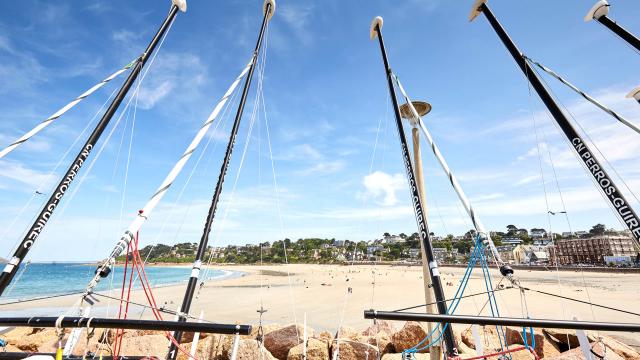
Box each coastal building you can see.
[513,245,551,265]
[530,229,547,239]
[433,247,449,262]
[533,239,553,246]
[495,245,515,263]
[556,235,636,265]
[502,237,523,246]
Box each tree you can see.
[383,232,391,238]
[590,224,606,236]
[399,233,407,239]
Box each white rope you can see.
[524,56,640,135]
[0,61,135,159]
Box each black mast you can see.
[0,2,185,296]
[585,1,640,52]
[469,1,640,246]
[370,16,458,356]
[166,1,274,359]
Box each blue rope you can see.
[403,237,484,355]
[479,244,510,358]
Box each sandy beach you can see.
[2,264,639,349]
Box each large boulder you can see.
[504,327,560,358]
[233,339,277,360]
[287,338,329,360]
[317,331,333,346]
[366,331,395,355]
[336,326,362,342]
[546,342,624,360]
[363,320,396,337]
[392,321,430,353]
[543,330,640,360]
[177,334,230,360]
[264,324,311,360]
[117,334,171,358]
[331,339,379,360]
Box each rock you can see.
[363,320,396,337]
[504,327,560,358]
[177,334,230,360]
[366,331,395,355]
[597,335,640,360]
[9,328,59,353]
[546,342,624,360]
[233,339,277,360]
[337,326,362,341]
[264,324,311,360]
[287,338,329,360]
[543,329,586,351]
[392,321,430,353]
[317,331,333,346]
[117,334,171,358]
[332,339,379,360]
[249,323,283,340]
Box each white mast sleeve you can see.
[0,61,135,160]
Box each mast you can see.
[370,16,458,356]
[393,75,512,276]
[469,0,640,247]
[627,87,640,105]
[584,0,640,52]
[0,0,187,297]
[399,100,441,360]
[166,1,275,359]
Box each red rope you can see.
[449,346,529,360]
[128,231,199,360]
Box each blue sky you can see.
[0,0,638,261]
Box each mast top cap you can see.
[171,0,187,12]
[585,0,609,21]
[400,101,432,126]
[400,101,432,119]
[627,86,640,101]
[370,16,383,40]
[469,0,487,22]
[263,0,276,21]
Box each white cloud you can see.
[362,171,406,206]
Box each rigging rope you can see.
[524,56,640,135]
[0,60,135,160]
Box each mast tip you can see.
[171,0,187,12]
[469,0,487,22]
[370,16,383,40]
[264,0,276,21]
[585,0,608,22]
[627,86,640,101]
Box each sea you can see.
[1,262,239,304]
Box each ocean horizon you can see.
[0,262,239,304]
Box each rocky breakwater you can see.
[1,322,638,360]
